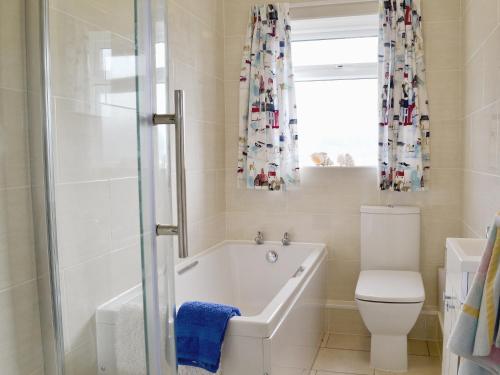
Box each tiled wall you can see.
[46,1,143,372]
[45,0,226,372]
[461,0,500,238]
[168,0,226,258]
[223,0,462,311]
[0,0,45,374]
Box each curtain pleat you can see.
[378,0,431,192]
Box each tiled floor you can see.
[310,334,442,375]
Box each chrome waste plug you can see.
[266,250,278,263]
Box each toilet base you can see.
[370,334,407,372]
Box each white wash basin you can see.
[446,238,487,273]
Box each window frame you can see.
[290,14,379,168]
[291,15,379,82]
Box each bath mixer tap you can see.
[255,231,264,245]
[282,232,291,246]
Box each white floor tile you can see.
[374,355,441,375]
[326,334,371,351]
[311,335,441,375]
[313,348,373,374]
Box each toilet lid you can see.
[355,270,425,303]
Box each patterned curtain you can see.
[237,4,299,191]
[378,0,431,192]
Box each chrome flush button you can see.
[266,250,278,263]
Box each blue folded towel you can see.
[176,301,241,373]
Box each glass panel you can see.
[43,0,151,372]
[28,0,176,374]
[135,0,177,373]
[0,0,55,374]
[295,79,378,167]
[3,0,175,373]
[136,0,177,375]
[292,37,378,66]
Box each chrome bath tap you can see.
[255,231,264,245]
[282,232,291,246]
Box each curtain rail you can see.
[289,0,377,8]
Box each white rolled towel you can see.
[115,302,147,375]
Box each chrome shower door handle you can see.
[153,90,189,259]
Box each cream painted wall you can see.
[461,0,500,238]
[223,0,463,311]
[0,0,45,374]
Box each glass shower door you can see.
[135,0,178,374]
[34,0,177,373]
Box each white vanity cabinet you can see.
[442,238,486,375]
[442,246,462,375]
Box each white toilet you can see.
[355,205,425,372]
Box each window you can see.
[291,15,379,167]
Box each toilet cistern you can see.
[355,205,424,372]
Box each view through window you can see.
[292,32,378,167]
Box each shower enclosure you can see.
[2,0,180,373]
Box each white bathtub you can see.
[97,241,327,375]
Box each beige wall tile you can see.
[421,217,461,266]
[169,0,227,259]
[49,8,136,107]
[430,120,463,169]
[64,338,98,375]
[109,178,140,250]
[483,27,500,106]
[0,187,36,286]
[497,100,500,171]
[62,256,114,350]
[56,181,112,269]
[327,259,360,301]
[53,98,138,183]
[464,50,484,114]
[0,1,46,373]
[470,104,499,174]
[0,282,44,375]
[426,69,461,122]
[423,21,461,71]
[463,0,499,61]
[224,1,253,38]
[224,36,245,82]
[327,309,369,336]
[421,0,461,22]
[49,0,135,41]
[0,0,26,91]
[463,170,500,237]
[0,190,36,291]
[0,89,30,189]
[169,2,199,69]
[462,0,500,239]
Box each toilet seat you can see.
[355,270,425,303]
